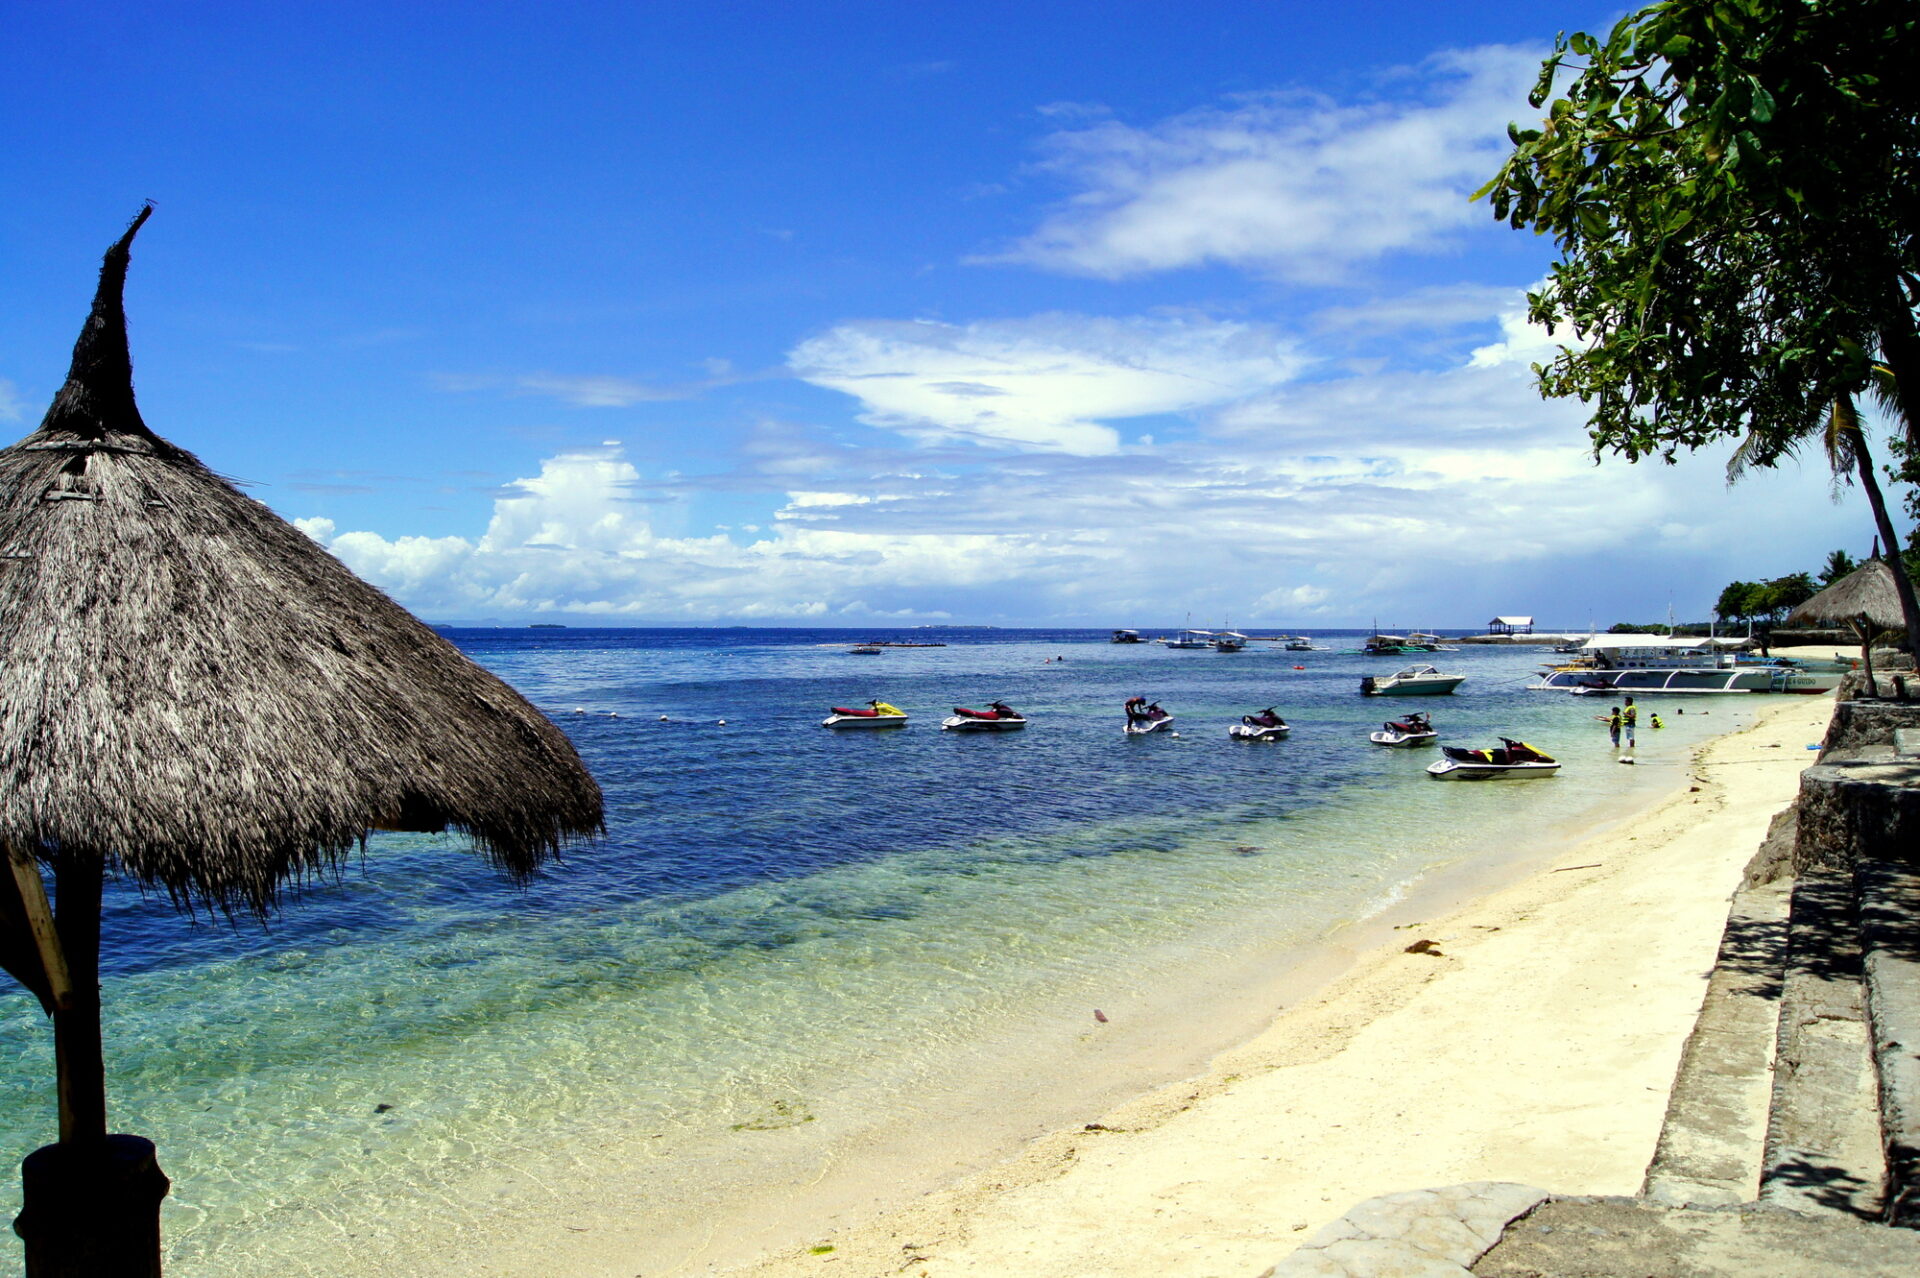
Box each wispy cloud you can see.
[0,378,23,424]
[433,363,758,408]
[978,45,1541,282]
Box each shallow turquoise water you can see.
[0,629,1762,1273]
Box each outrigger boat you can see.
[1162,629,1213,650]
[942,701,1027,732]
[1370,711,1436,746]
[1123,697,1175,735]
[1228,707,1290,741]
[1426,738,1560,780]
[821,700,908,728]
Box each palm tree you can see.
[1727,369,1920,669]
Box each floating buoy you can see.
[1293,665,1305,670]
[717,719,727,726]
[573,707,586,714]
[659,714,669,721]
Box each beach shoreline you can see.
[707,691,1834,1278]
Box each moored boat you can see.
[1162,629,1213,650]
[821,700,909,728]
[1360,665,1465,696]
[1110,629,1145,644]
[941,701,1028,731]
[1426,739,1560,780]
[1211,630,1249,652]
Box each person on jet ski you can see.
[1125,695,1152,722]
[869,699,904,717]
[988,700,1020,719]
[1244,707,1286,728]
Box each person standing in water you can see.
[1596,705,1622,749]
[1622,696,1638,754]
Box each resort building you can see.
[1487,615,1534,635]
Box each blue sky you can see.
[2,2,1896,626]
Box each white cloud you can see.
[789,313,1306,454]
[983,45,1542,282]
[1466,292,1586,368]
[308,286,1866,626]
[0,378,23,423]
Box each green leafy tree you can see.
[1759,571,1817,621]
[1714,580,1760,623]
[1479,0,1920,661]
[1820,548,1859,585]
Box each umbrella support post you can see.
[13,1136,169,1278]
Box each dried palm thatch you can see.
[0,208,603,917]
[1787,557,1909,631]
[1787,555,1912,694]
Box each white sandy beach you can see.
[720,692,1834,1278]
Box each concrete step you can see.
[1474,1197,1920,1277]
[1857,860,1920,1227]
[1641,873,1791,1207]
[1759,869,1886,1218]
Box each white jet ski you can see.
[1123,698,1175,735]
[941,701,1027,732]
[1370,711,1437,747]
[1228,707,1290,741]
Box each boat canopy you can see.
[1580,634,1747,651]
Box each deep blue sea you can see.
[0,628,1767,1274]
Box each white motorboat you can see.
[1407,631,1460,652]
[1282,635,1328,652]
[1360,665,1465,696]
[1110,629,1145,644]
[941,701,1027,732]
[1211,630,1249,652]
[821,701,908,728]
[1426,739,1560,780]
[1123,698,1175,734]
[1369,711,1436,746]
[1228,708,1290,741]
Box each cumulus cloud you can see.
[981,45,1542,282]
[305,332,1853,628]
[789,313,1306,454]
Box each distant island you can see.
[529,623,568,629]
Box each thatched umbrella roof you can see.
[1786,557,1910,630]
[0,208,603,916]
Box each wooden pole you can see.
[2,845,72,1014]
[51,854,104,1146]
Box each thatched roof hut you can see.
[0,208,603,916]
[1787,555,1912,693]
[1786,556,1910,632]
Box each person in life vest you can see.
[1649,712,1665,729]
[1622,696,1638,747]
[1595,705,1622,748]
